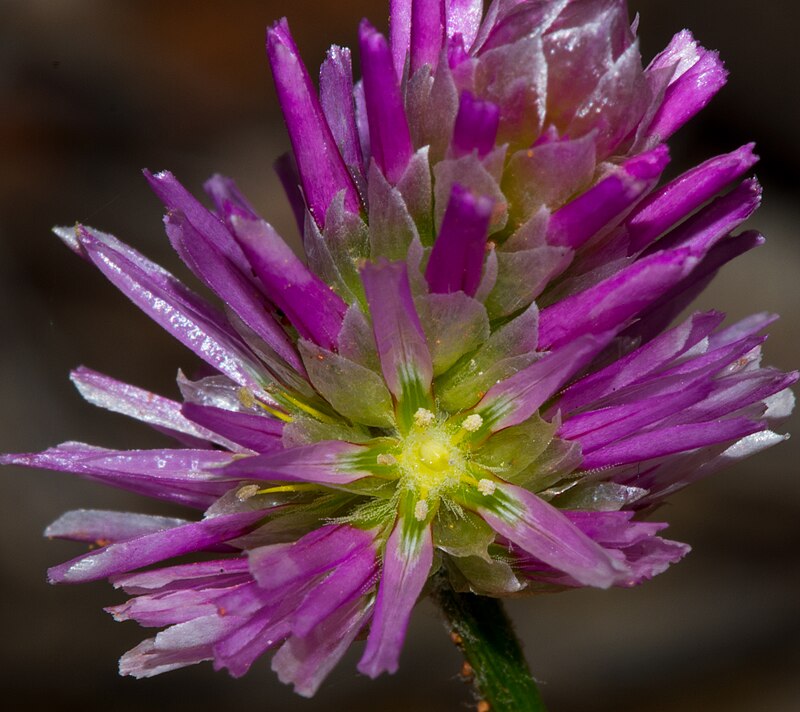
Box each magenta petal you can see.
[626,230,765,344]
[358,516,433,677]
[210,583,292,648]
[164,211,304,373]
[479,483,630,588]
[70,367,230,449]
[646,31,727,141]
[48,511,265,584]
[447,32,470,68]
[560,383,715,454]
[451,91,500,158]
[108,584,243,627]
[75,226,264,391]
[538,248,699,351]
[45,510,189,544]
[320,45,366,195]
[144,169,251,276]
[390,0,413,80]
[181,403,284,453]
[567,331,769,417]
[290,546,378,637]
[223,441,371,485]
[1,444,235,509]
[266,19,360,225]
[214,611,290,678]
[361,260,433,418]
[112,558,250,595]
[546,145,670,249]
[477,332,615,431]
[620,537,691,584]
[249,525,376,591]
[521,511,691,587]
[200,619,285,677]
[119,634,215,678]
[274,596,373,697]
[627,144,758,253]
[203,174,259,219]
[565,511,663,546]
[642,178,761,258]
[359,20,415,184]
[425,184,493,296]
[58,223,234,341]
[557,311,725,413]
[708,312,779,349]
[662,370,798,426]
[605,333,769,408]
[580,417,765,470]
[410,0,446,75]
[228,213,347,351]
[446,0,484,50]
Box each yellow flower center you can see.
[390,408,495,521]
[398,410,465,499]
[417,438,450,470]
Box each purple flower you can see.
[3,0,795,698]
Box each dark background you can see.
[1,1,798,710]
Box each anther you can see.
[414,499,429,521]
[477,478,496,496]
[377,453,397,466]
[237,387,256,409]
[236,484,260,501]
[414,408,436,428]
[462,414,483,432]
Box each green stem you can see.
[433,576,546,712]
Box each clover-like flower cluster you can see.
[4,0,795,698]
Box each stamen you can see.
[257,401,294,423]
[279,391,336,423]
[377,453,398,466]
[414,499,429,521]
[236,484,261,501]
[477,478,496,496]
[256,483,322,495]
[462,414,483,432]
[237,387,256,409]
[413,407,436,428]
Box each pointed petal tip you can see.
[356,657,398,679]
[451,182,494,217]
[325,43,348,62]
[267,17,361,223]
[0,452,27,466]
[266,16,291,42]
[53,225,82,253]
[142,168,172,185]
[626,144,670,179]
[358,18,379,39]
[745,175,763,199]
[359,17,413,184]
[426,183,494,296]
[740,141,758,163]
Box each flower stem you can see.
[433,576,546,712]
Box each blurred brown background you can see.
[1,1,798,710]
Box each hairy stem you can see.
[433,576,546,712]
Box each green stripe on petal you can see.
[361,260,434,433]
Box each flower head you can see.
[4,0,795,698]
